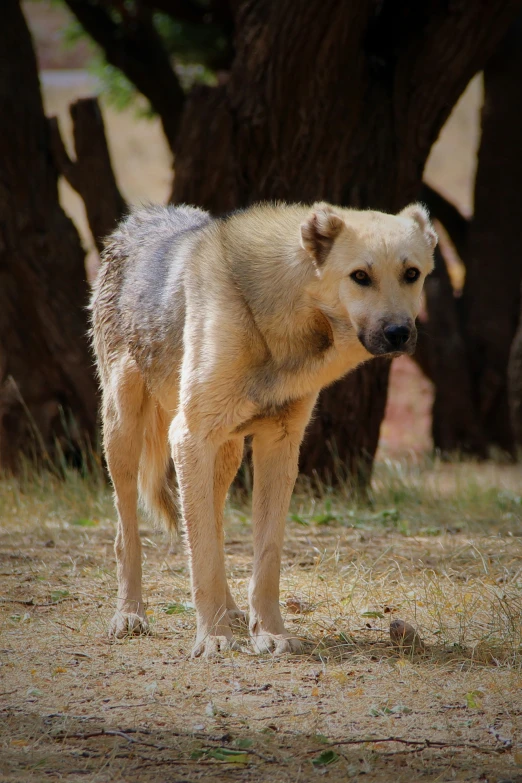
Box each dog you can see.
[90,200,437,657]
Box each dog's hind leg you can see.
[103,356,150,639]
[214,438,247,625]
[249,395,316,655]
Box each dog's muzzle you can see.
[359,321,417,356]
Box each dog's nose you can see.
[383,324,411,349]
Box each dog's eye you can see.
[404,267,420,283]
[350,270,371,286]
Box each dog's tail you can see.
[138,404,179,532]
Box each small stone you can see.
[390,619,425,652]
[285,596,313,614]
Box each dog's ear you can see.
[400,203,438,250]
[300,203,345,266]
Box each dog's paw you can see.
[109,611,150,639]
[191,634,242,659]
[251,631,303,656]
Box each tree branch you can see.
[63,0,185,152]
[393,0,522,205]
[49,98,126,252]
[48,116,82,192]
[310,735,512,755]
[420,182,470,262]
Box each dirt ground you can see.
[2,462,522,782]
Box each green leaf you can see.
[163,602,193,615]
[465,691,484,709]
[70,517,98,527]
[312,513,337,526]
[369,704,393,716]
[50,590,70,603]
[361,611,385,619]
[312,750,339,767]
[290,513,309,526]
[207,748,249,763]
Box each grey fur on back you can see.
[91,204,211,382]
[91,204,212,532]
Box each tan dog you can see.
[91,201,437,657]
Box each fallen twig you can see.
[50,728,277,762]
[307,735,512,755]
[0,597,76,607]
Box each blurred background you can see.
[3,0,522,484]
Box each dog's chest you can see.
[249,338,370,412]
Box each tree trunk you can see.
[172,0,521,483]
[414,185,487,454]
[415,247,486,456]
[460,18,522,456]
[508,285,522,446]
[49,98,126,254]
[0,0,98,472]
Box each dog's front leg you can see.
[170,414,239,658]
[249,396,316,655]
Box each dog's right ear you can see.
[300,203,344,268]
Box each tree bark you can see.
[0,0,98,472]
[460,18,522,456]
[413,188,486,454]
[508,286,522,446]
[172,0,522,483]
[49,98,126,253]
[416,247,486,456]
[420,184,470,264]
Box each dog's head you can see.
[300,202,437,356]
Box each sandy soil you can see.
[1,463,522,782]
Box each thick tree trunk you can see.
[415,247,486,456]
[0,0,98,472]
[508,288,522,445]
[460,18,522,456]
[414,186,486,453]
[172,0,521,483]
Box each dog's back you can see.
[91,204,211,385]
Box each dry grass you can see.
[1,459,522,782]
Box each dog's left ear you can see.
[300,203,345,267]
[400,203,438,250]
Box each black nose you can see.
[383,324,411,349]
